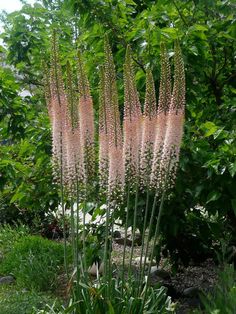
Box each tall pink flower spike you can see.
[123,45,142,186]
[77,51,95,187]
[47,32,69,187]
[64,62,83,194]
[98,66,109,193]
[150,43,172,190]
[104,36,124,203]
[160,41,185,190]
[140,69,157,188]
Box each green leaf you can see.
[202,121,219,137]
[231,199,236,217]
[125,0,136,5]
[193,24,208,32]
[228,162,236,177]
[107,301,115,314]
[10,191,25,203]
[206,191,221,204]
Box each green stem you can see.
[70,198,75,268]
[128,185,139,281]
[82,198,87,281]
[141,188,166,313]
[108,206,115,296]
[138,188,150,295]
[121,183,131,296]
[140,161,171,314]
[75,180,80,287]
[103,201,111,297]
[141,192,158,282]
[59,138,69,280]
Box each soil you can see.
[112,236,219,314]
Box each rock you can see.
[113,230,121,239]
[150,266,171,280]
[164,283,180,299]
[114,238,133,246]
[183,286,201,298]
[0,275,15,285]
[132,233,142,246]
[134,256,156,266]
[99,262,104,274]
[88,262,104,276]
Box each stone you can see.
[150,266,171,279]
[88,262,104,276]
[113,230,121,239]
[132,233,142,246]
[114,238,132,246]
[0,275,15,285]
[134,256,156,266]
[183,286,201,297]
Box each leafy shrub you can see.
[0,286,60,314]
[0,235,67,291]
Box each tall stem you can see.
[128,184,139,280]
[121,183,131,296]
[141,192,158,282]
[137,188,150,294]
[108,205,115,295]
[140,188,166,313]
[75,180,81,287]
[82,197,87,281]
[103,201,111,296]
[60,135,69,280]
[140,161,171,313]
[70,197,76,268]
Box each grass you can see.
[0,234,68,291]
[0,285,61,314]
[0,224,67,313]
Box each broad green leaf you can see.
[202,121,219,137]
[206,191,221,204]
[231,199,236,217]
[228,162,236,177]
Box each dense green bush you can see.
[0,65,59,225]
[0,235,66,291]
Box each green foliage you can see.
[0,286,60,314]
[34,279,175,314]
[0,65,59,225]
[0,235,66,291]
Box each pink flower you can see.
[159,41,185,190]
[123,45,142,184]
[140,69,157,188]
[77,52,95,185]
[103,37,124,202]
[150,44,172,190]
